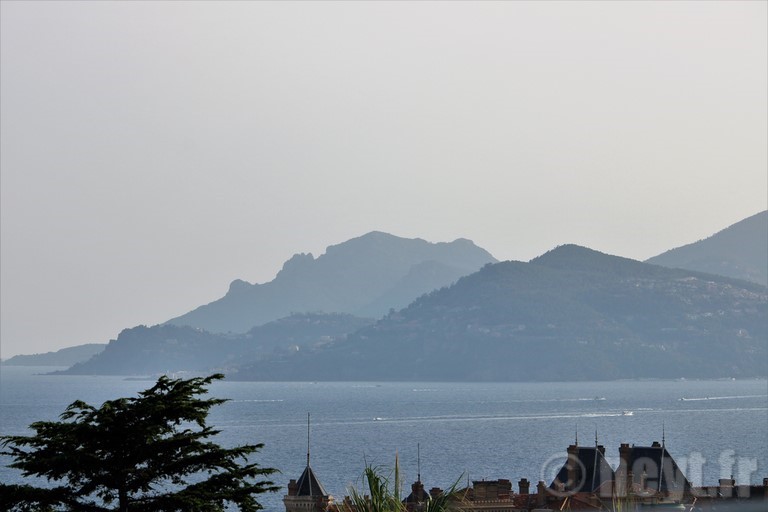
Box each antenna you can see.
[305,413,314,496]
[417,443,422,482]
[575,425,579,446]
[307,413,311,467]
[592,434,599,491]
[658,422,667,493]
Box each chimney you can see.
[429,488,443,499]
[617,443,633,497]
[519,478,531,495]
[288,479,298,497]
[536,480,547,507]
[719,477,735,498]
[498,479,512,500]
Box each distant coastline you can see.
[1,343,105,367]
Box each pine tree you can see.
[0,373,278,511]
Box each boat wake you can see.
[679,394,767,401]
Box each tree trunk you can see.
[119,486,128,512]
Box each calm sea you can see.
[1,366,766,511]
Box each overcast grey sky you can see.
[1,1,766,359]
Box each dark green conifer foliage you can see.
[0,374,278,511]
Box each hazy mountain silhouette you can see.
[233,245,767,381]
[54,245,766,380]
[44,217,768,380]
[646,211,767,286]
[60,313,373,375]
[166,232,497,333]
[2,343,105,366]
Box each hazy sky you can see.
[1,1,766,359]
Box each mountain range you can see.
[166,231,497,333]
[231,244,767,381]
[11,211,768,380]
[61,313,372,376]
[645,210,767,286]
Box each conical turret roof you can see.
[295,464,329,497]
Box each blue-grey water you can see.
[1,366,766,511]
